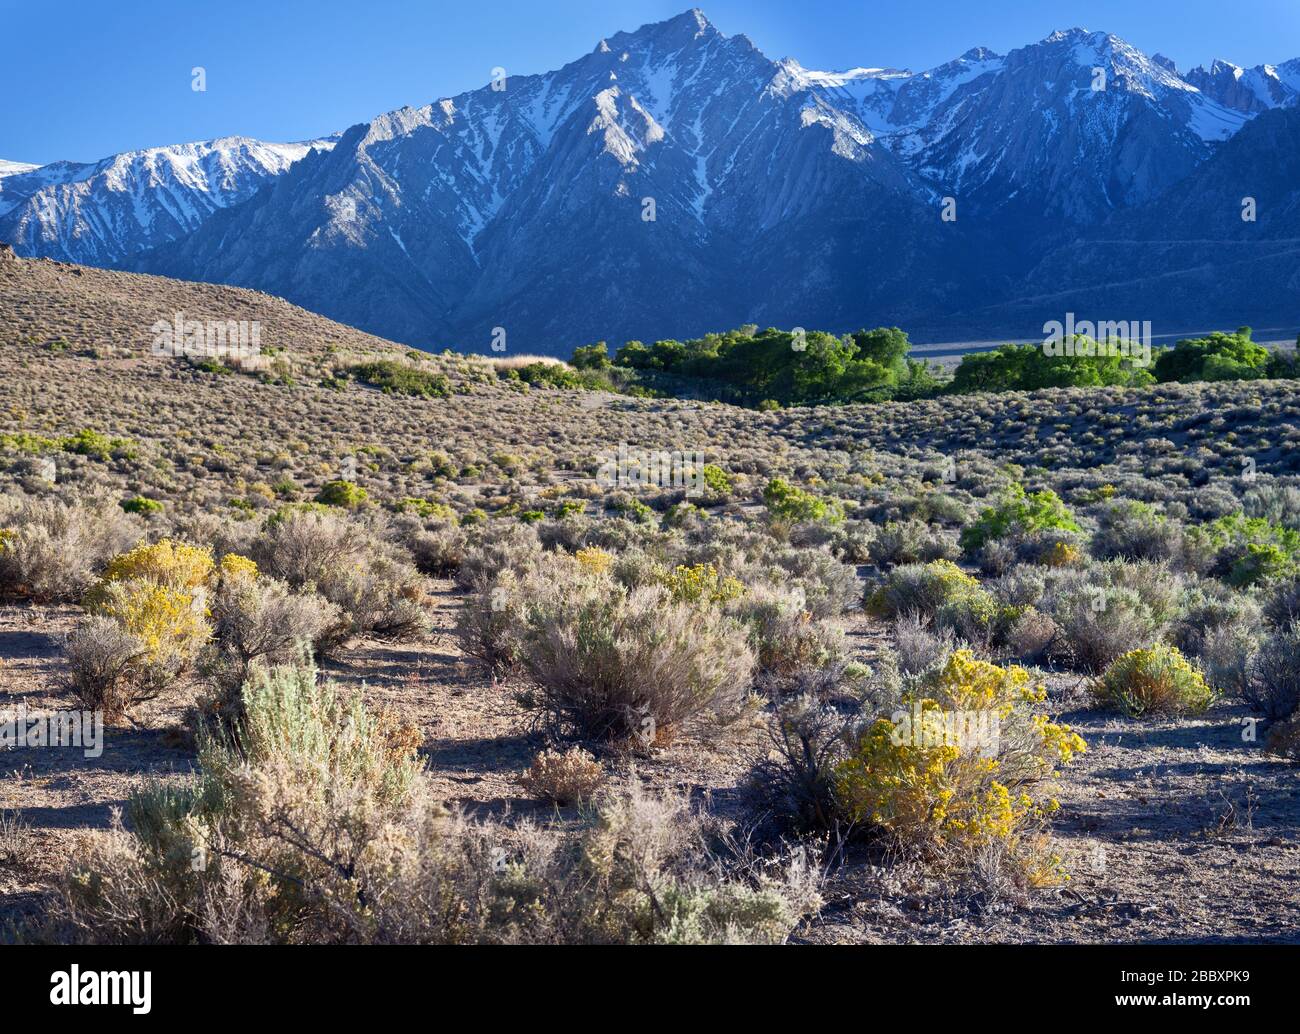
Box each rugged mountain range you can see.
[4,9,1299,351]
[0,136,336,267]
[988,104,1300,334]
[1186,58,1300,114]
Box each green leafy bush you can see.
[960,485,1079,554]
[61,428,136,461]
[570,341,613,370]
[1194,513,1300,587]
[701,463,732,497]
[315,480,369,509]
[348,360,452,399]
[395,497,455,520]
[612,325,931,407]
[120,496,164,516]
[1152,328,1268,384]
[1094,645,1215,716]
[951,342,1153,393]
[762,478,844,525]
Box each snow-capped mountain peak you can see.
[0,159,40,180]
[0,135,336,264]
[1188,56,1300,113]
[7,9,1300,355]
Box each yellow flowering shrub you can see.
[1094,644,1214,717]
[84,579,209,675]
[217,553,259,583]
[865,559,981,619]
[1042,541,1082,568]
[99,539,215,591]
[922,652,1082,759]
[835,650,1085,872]
[660,563,745,606]
[81,540,232,682]
[575,546,614,575]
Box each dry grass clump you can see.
[517,747,605,805]
[490,355,570,372]
[1090,499,1184,563]
[198,569,342,726]
[1168,578,1261,659]
[453,521,543,588]
[458,542,761,740]
[1044,562,1181,673]
[250,508,368,585]
[456,565,531,681]
[870,519,960,568]
[749,690,856,834]
[390,513,467,576]
[1266,715,1300,759]
[1247,626,1300,720]
[734,584,845,679]
[457,522,863,726]
[892,612,955,676]
[62,616,151,717]
[0,808,34,872]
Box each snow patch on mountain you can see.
[0,160,40,179]
[1188,57,1300,114]
[0,136,336,264]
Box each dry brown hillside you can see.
[0,244,428,363]
[2,251,1299,520]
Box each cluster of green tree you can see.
[548,325,1300,409]
[1151,327,1298,383]
[577,325,940,408]
[951,327,1300,394]
[950,342,1155,393]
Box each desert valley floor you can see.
[0,252,1297,944]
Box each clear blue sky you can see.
[3,0,1299,165]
